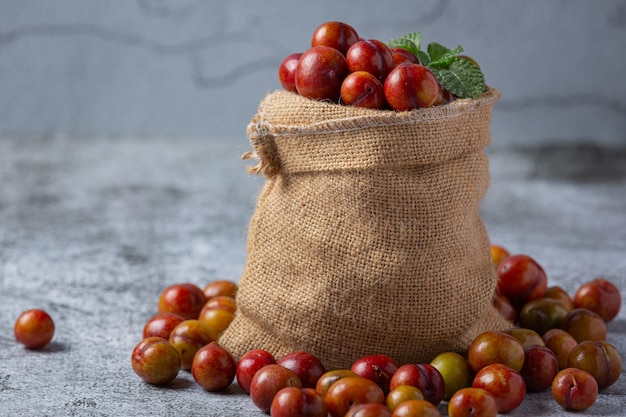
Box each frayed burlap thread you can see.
[220,88,511,370]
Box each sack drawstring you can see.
[243,117,281,178]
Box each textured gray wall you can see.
[1,0,626,147]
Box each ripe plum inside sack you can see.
[219,88,510,369]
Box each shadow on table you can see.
[515,143,626,184]
[607,317,626,334]
[35,341,69,354]
[166,377,196,391]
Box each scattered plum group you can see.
[278,21,457,110]
[487,243,623,412]
[132,280,238,388]
[128,249,621,417]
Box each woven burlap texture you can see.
[220,88,511,370]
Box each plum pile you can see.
[278,21,486,111]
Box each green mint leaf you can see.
[387,32,422,51]
[416,50,430,65]
[404,32,423,50]
[430,57,485,99]
[428,44,464,68]
[387,31,423,54]
[426,42,451,62]
[386,38,421,57]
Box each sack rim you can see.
[248,87,500,138]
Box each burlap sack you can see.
[220,87,510,370]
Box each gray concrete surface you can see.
[1,0,626,147]
[0,136,625,416]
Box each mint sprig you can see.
[386,33,486,99]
